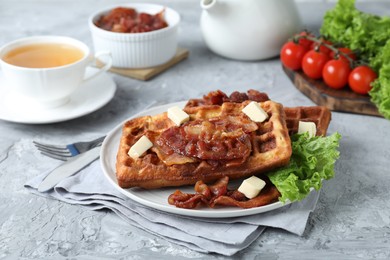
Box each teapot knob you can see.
[200,0,217,10]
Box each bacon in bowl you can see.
[89,3,180,68]
[95,7,168,33]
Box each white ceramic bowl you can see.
[89,3,180,68]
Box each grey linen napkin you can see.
[25,160,319,256]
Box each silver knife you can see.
[38,146,101,192]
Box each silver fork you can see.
[33,136,105,161]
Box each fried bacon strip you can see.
[185,89,270,108]
[168,176,281,209]
[156,116,258,161]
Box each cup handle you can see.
[82,51,113,83]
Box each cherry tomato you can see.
[348,66,378,95]
[302,50,330,79]
[311,39,332,55]
[280,41,307,70]
[322,59,351,89]
[330,47,357,62]
[297,31,314,50]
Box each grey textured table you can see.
[1,0,390,259]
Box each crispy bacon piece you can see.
[185,89,270,108]
[247,89,270,102]
[168,176,281,209]
[198,176,229,199]
[204,90,228,105]
[167,191,204,209]
[210,186,280,208]
[97,7,137,32]
[226,91,249,103]
[95,7,168,33]
[156,116,258,161]
[168,176,229,208]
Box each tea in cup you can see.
[0,36,112,108]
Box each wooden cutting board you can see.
[282,66,383,117]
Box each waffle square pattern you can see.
[116,100,292,189]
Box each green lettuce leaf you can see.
[320,0,390,119]
[320,0,390,67]
[266,133,341,203]
[370,41,390,119]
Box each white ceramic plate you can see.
[100,102,291,218]
[0,67,116,124]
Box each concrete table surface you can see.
[0,0,389,259]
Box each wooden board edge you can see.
[107,47,189,81]
[282,66,383,118]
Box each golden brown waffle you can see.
[284,106,331,136]
[116,100,292,189]
[184,90,332,137]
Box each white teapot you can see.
[200,0,302,60]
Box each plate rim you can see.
[100,101,291,218]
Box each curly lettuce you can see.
[267,133,341,203]
[320,0,390,119]
[370,42,390,119]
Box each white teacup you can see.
[0,36,112,108]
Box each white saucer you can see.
[0,67,116,124]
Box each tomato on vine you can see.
[322,59,351,89]
[302,50,330,79]
[330,47,356,62]
[279,30,378,94]
[348,66,378,95]
[311,39,332,55]
[280,41,307,70]
[297,31,314,50]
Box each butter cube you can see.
[238,176,266,199]
[242,101,268,122]
[167,106,190,126]
[298,121,317,138]
[128,136,153,159]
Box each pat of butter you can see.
[298,121,317,138]
[167,106,190,126]
[238,176,266,199]
[242,101,268,123]
[128,136,153,159]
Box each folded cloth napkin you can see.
[25,160,319,256]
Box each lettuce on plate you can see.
[320,0,390,119]
[266,133,341,203]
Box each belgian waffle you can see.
[184,89,332,137]
[284,106,331,136]
[116,100,292,189]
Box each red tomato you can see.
[280,41,307,70]
[297,31,314,50]
[302,50,330,79]
[311,39,332,55]
[330,47,357,62]
[348,66,378,95]
[322,59,351,89]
